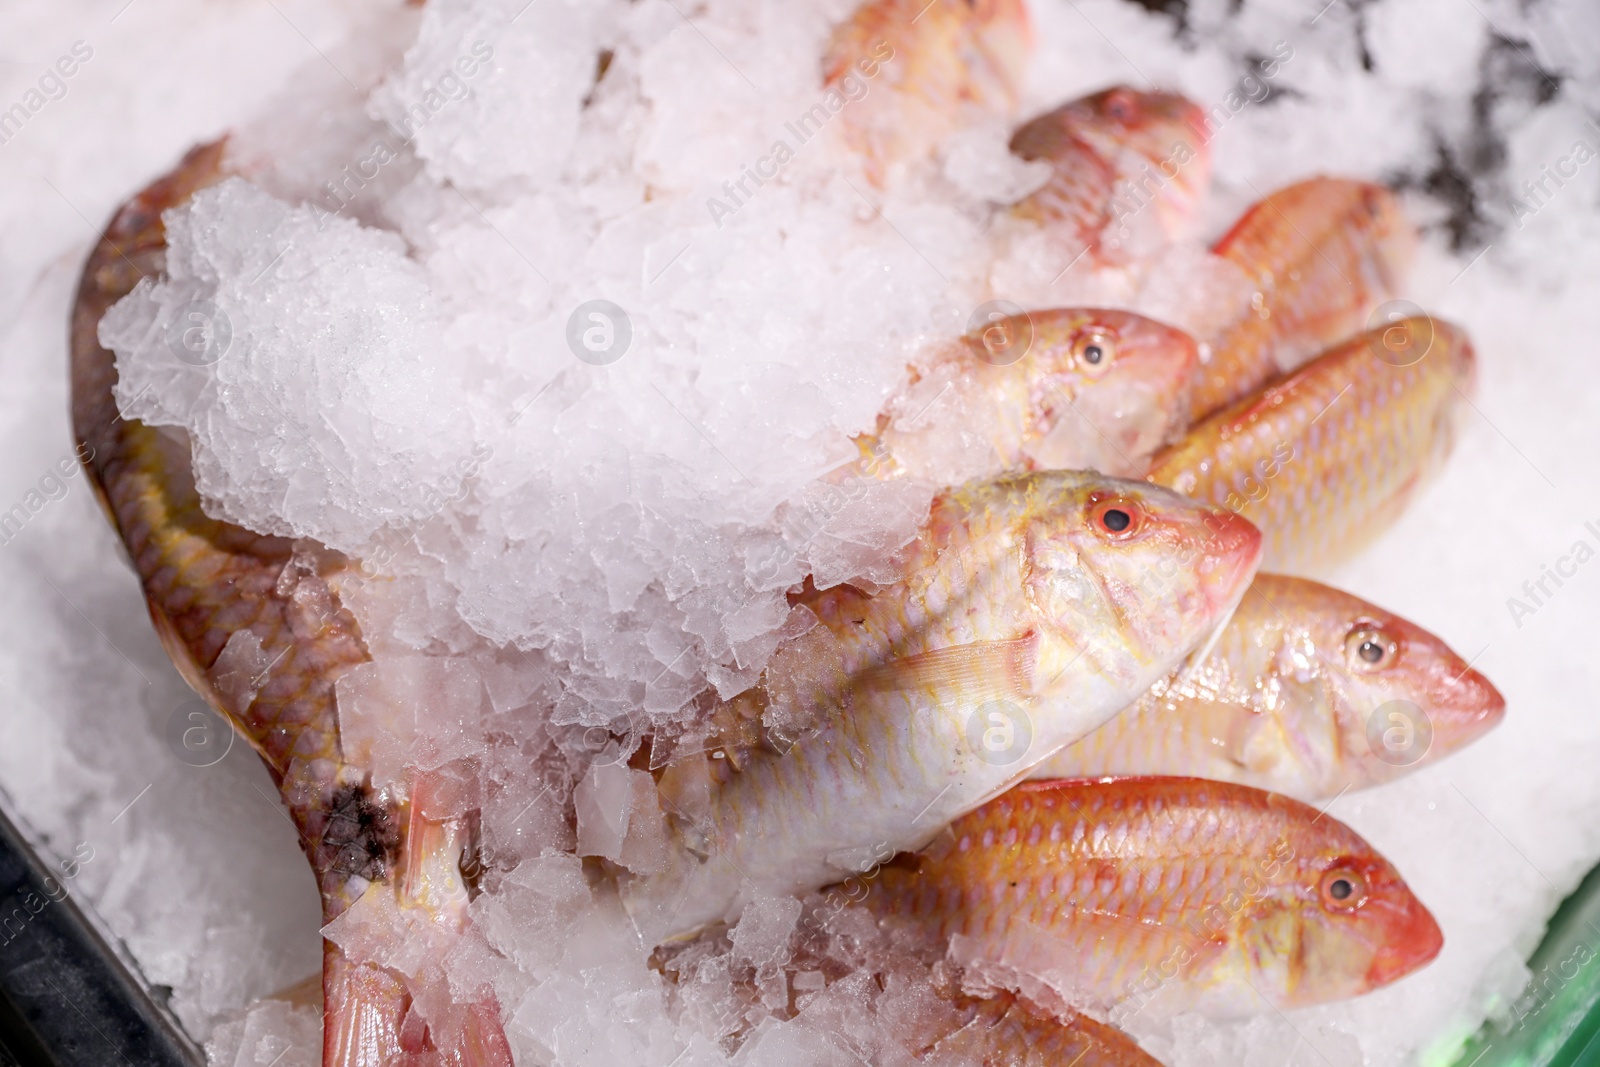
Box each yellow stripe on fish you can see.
[1147,316,1474,573]
[1031,574,1504,799]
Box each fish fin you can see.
[323,950,407,1067]
[1225,711,1282,773]
[434,1000,516,1067]
[858,635,1038,704]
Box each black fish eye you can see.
[1083,344,1104,364]
[1358,640,1384,664]
[1328,878,1354,900]
[1102,508,1130,532]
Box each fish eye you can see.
[1319,867,1369,911]
[1090,498,1142,539]
[1345,626,1396,671]
[1103,89,1139,122]
[1073,331,1117,377]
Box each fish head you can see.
[1256,841,1442,1004]
[1321,601,1505,787]
[987,308,1197,471]
[1010,474,1261,688]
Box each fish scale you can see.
[867,776,1442,1013]
[1148,317,1473,573]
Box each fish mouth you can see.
[1160,507,1260,676]
[1192,508,1264,617]
[1364,894,1444,988]
[1118,316,1201,389]
[1428,665,1506,752]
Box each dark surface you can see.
[0,804,200,1067]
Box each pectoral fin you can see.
[857,635,1038,705]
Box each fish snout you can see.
[1191,508,1264,615]
[1428,663,1506,750]
[1364,892,1444,989]
[1119,316,1201,391]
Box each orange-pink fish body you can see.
[1190,178,1417,421]
[631,472,1262,942]
[872,307,1198,484]
[1031,574,1505,798]
[916,991,1162,1066]
[1147,316,1474,573]
[72,143,510,1067]
[1010,86,1211,264]
[867,776,1442,1015]
[825,0,1033,186]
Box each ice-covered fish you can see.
[1030,574,1505,798]
[867,776,1443,1014]
[627,471,1262,941]
[72,143,510,1066]
[917,990,1162,1066]
[1009,86,1211,263]
[865,308,1199,483]
[826,0,1032,186]
[1189,178,1417,421]
[1147,316,1474,573]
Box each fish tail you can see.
[324,946,407,1065]
[323,953,514,1066]
[323,800,514,1066]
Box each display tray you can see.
[0,801,199,1067]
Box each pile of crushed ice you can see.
[5,0,1600,1063]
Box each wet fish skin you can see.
[1010,86,1211,262]
[1147,316,1474,573]
[629,471,1262,942]
[917,990,1163,1066]
[1189,178,1417,422]
[826,0,1032,186]
[1031,574,1505,798]
[873,308,1199,483]
[72,143,511,1067]
[867,776,1443,1014]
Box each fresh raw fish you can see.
[1030,574,1505,798]
[864,307,1198,483]
[627,471,1262,941]
[71,141,511,1067]
[866,776,1443,1014]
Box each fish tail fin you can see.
[323,945,407,1066]
[322,943,513,1066]
[322,774,515,1065]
